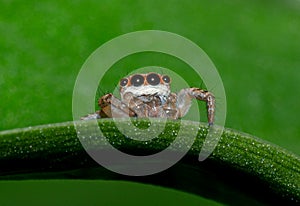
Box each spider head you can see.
[119,73,171,99]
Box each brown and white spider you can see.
[81,72,215,125]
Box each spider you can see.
[81,72,215,126]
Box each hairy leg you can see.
[80,93,136,120]
[177,88,215,125]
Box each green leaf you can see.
[0,119,299,205]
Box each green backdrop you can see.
[0,0,299,205]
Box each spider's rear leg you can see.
[98,93,137,118]
[177,88,215,125]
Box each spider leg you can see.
[162,93,180,119]
[177,88,215,125]
[80,93,137,120]
[98,93,137,118]
[80,112,101,120]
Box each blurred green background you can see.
[0,0,299,205]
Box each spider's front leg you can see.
[98,93,137,118]
[80,94,136,120]
[177,88,215,125]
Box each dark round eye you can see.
[146,73,160,86]
[119,78,128,87]
[162,75,170,83]
[130,74,144,86]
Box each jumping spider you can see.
[81,73,215,125]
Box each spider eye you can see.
[130,74,144,86]
[146,73,160,86]
[162,75,170,83]
[119,78,128,87]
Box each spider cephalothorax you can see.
[82,72,215,125]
